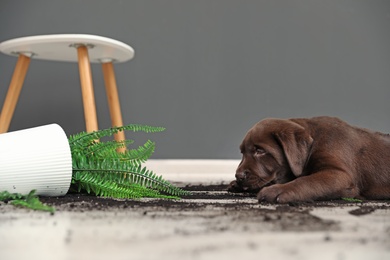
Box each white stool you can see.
[0,34,134,150]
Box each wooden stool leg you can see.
[76,46,99,133]
[102,62,126,152]
[0,54,31,133]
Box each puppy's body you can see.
[228,116,390,203]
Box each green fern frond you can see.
[85,139,135,156]
[0,190,23,201]
[68,123,190,200]
[100,140,156,166]
[0,190,55,213]
[72,156,189,197]
[69,124,165,149]
[72,172,179,199]
[86,140,155,166]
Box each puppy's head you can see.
[232,118,313,192]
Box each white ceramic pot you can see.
[0,124,72,196]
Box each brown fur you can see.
[228,116,390,203]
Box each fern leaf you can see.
[73,171,180,199]
[85,139,135,157]
[72,157,190,197]
[0,190,55,213]
[114,140,156,166]
[88,140,155,167]
[68,123,190,200]
[69,124,165,149]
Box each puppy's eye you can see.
[254,146,266,155]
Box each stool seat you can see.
[0,34,134,152]
[0,34,134,63]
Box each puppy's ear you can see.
[273,124,313,177]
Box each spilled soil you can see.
[2,184,390,260]
[35,184,390,232]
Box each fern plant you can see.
[0,190,55,213]
[69,124,189,199]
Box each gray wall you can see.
[0,0,389,159]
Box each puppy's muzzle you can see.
[235,170,249,183]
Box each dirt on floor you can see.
[1,184,390,260]
[32,184,390,233]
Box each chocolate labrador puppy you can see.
[228,116,390,203]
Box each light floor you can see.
[1,160,389,260]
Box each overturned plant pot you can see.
[0,124,72,196]
[0,123,188,204]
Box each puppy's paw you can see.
[227,180,243,193]
[257,184,294,203]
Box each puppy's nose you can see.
[235,170,248,182]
